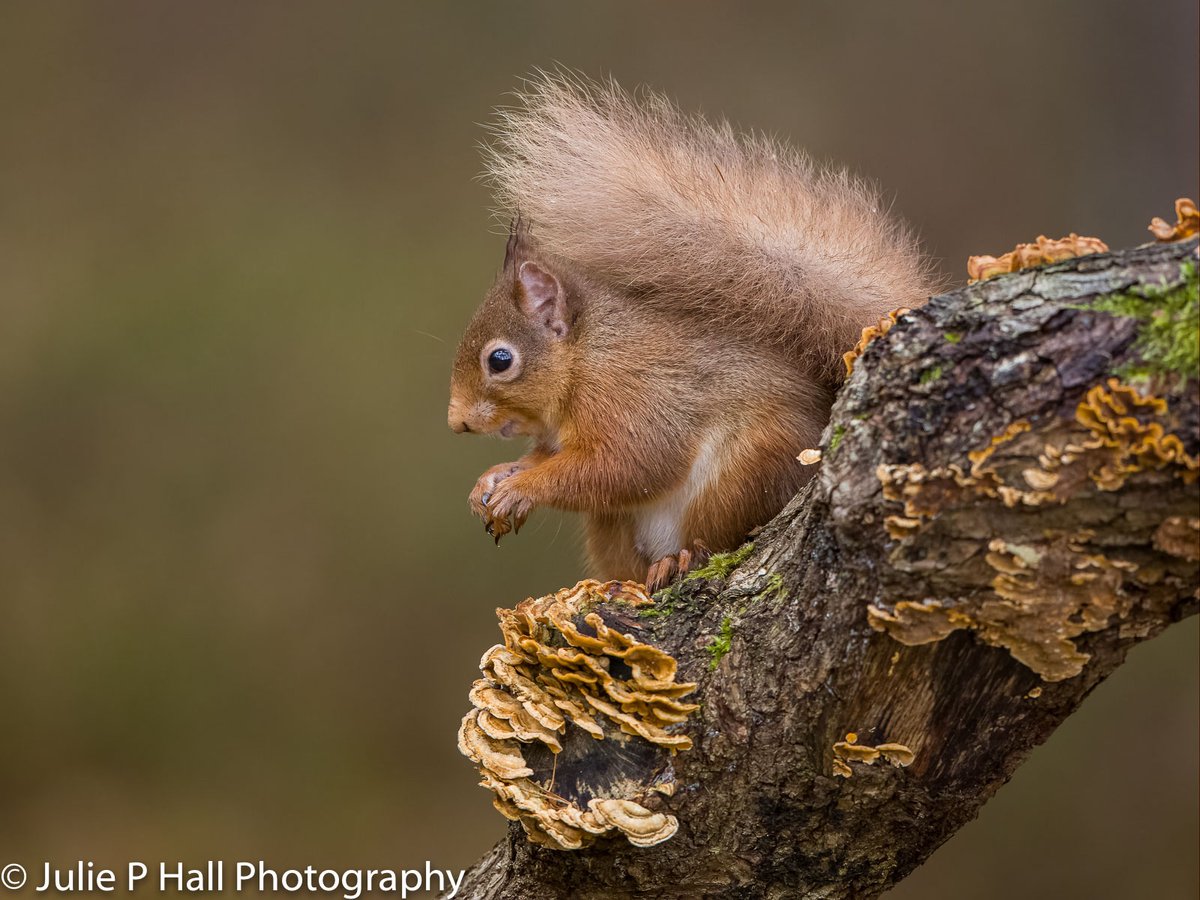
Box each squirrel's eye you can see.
[487,347,514,374]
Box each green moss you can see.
[828,424,846,454]
[1089,260,1199,384]
[919,364,945,385]
[760,572,786,601]
[944,331,963,344]
[638,591,680,618]
[706,617,734,669]
[686,541,755,581]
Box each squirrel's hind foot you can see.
[646,540,712,593]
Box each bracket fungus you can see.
[870,378,1198,681]
[843,307,912,376]
[458,580,698,850]
[1148,197,1199,243]
[966,233,1109,282]
[797,448,823,465]
[831,733,915,777]
[1153,516,1200,561]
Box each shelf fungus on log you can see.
[797,448,823,465]
[869,377,1199,682]
[458,579,698,850]
[832,733,915,777]
[843,307,912,376]
[1148,198,1199,243]
[966,233,1109,283]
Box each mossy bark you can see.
[455,239,1199,900]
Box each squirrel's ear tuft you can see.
[517,261,569,339]
[503,216,526,271]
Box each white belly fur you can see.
[633,432,723,561]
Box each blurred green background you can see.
[0,1,1196,896]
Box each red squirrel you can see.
[448,74,937,589]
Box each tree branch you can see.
[456,238,1199,899]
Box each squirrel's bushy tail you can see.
[484,72,941,380]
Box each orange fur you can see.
[449,73,939,582]
[485,71,939,385]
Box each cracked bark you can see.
[455,238,1199,899]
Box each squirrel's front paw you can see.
[480,477,534,543]
[469,462,525,520]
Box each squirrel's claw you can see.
[646,540,712,593]
[483,480,530,544]
[485,514,511,543]
[469,461,529,540]
[646,555,677,593]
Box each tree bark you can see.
[456,238,1199,899]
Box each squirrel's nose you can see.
[448,398,471,433]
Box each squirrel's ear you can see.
[517,261,569,339]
